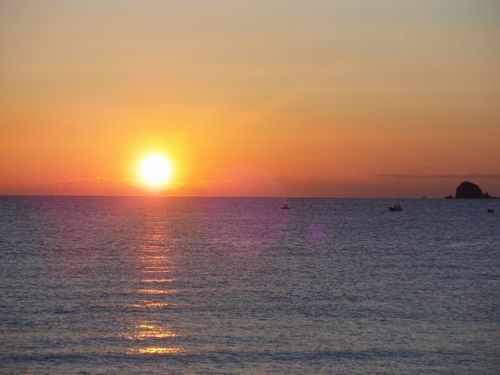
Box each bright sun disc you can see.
[139,154,173,188]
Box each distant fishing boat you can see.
[389,201,402,212]
[281,202,290,210]
[487,208,495,213]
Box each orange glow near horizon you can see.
[1,2,499,197]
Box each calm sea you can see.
[1,197,499,374]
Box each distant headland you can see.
[445,181,496,199]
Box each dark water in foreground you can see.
[1,197,499,374]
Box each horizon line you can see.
[0,193,446,199]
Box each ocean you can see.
[1,197,499,374]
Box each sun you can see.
[139,154,173,189]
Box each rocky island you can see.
[446,181,496,199]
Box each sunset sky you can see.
[1,0,499,197]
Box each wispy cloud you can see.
[377,173,500,180]
[0,177,139,196]
[36,177,132,185]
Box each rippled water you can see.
[1,197,499,374]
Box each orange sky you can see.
[1,1,499,197]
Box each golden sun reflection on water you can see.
[127,347,186,355]
[142,269,172,273]
[136,288,176,295]
[124,322,185,356]
[124,223,184,356]
[129,300,169,309]
[139,278,175,283]
[142,255,169,260]
[125,323,178,340]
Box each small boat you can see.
[389,201,402,212]
[487,208,495,213]
[281,202,290,210]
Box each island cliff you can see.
[446,181,496,199]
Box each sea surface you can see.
[1,197,499,374]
